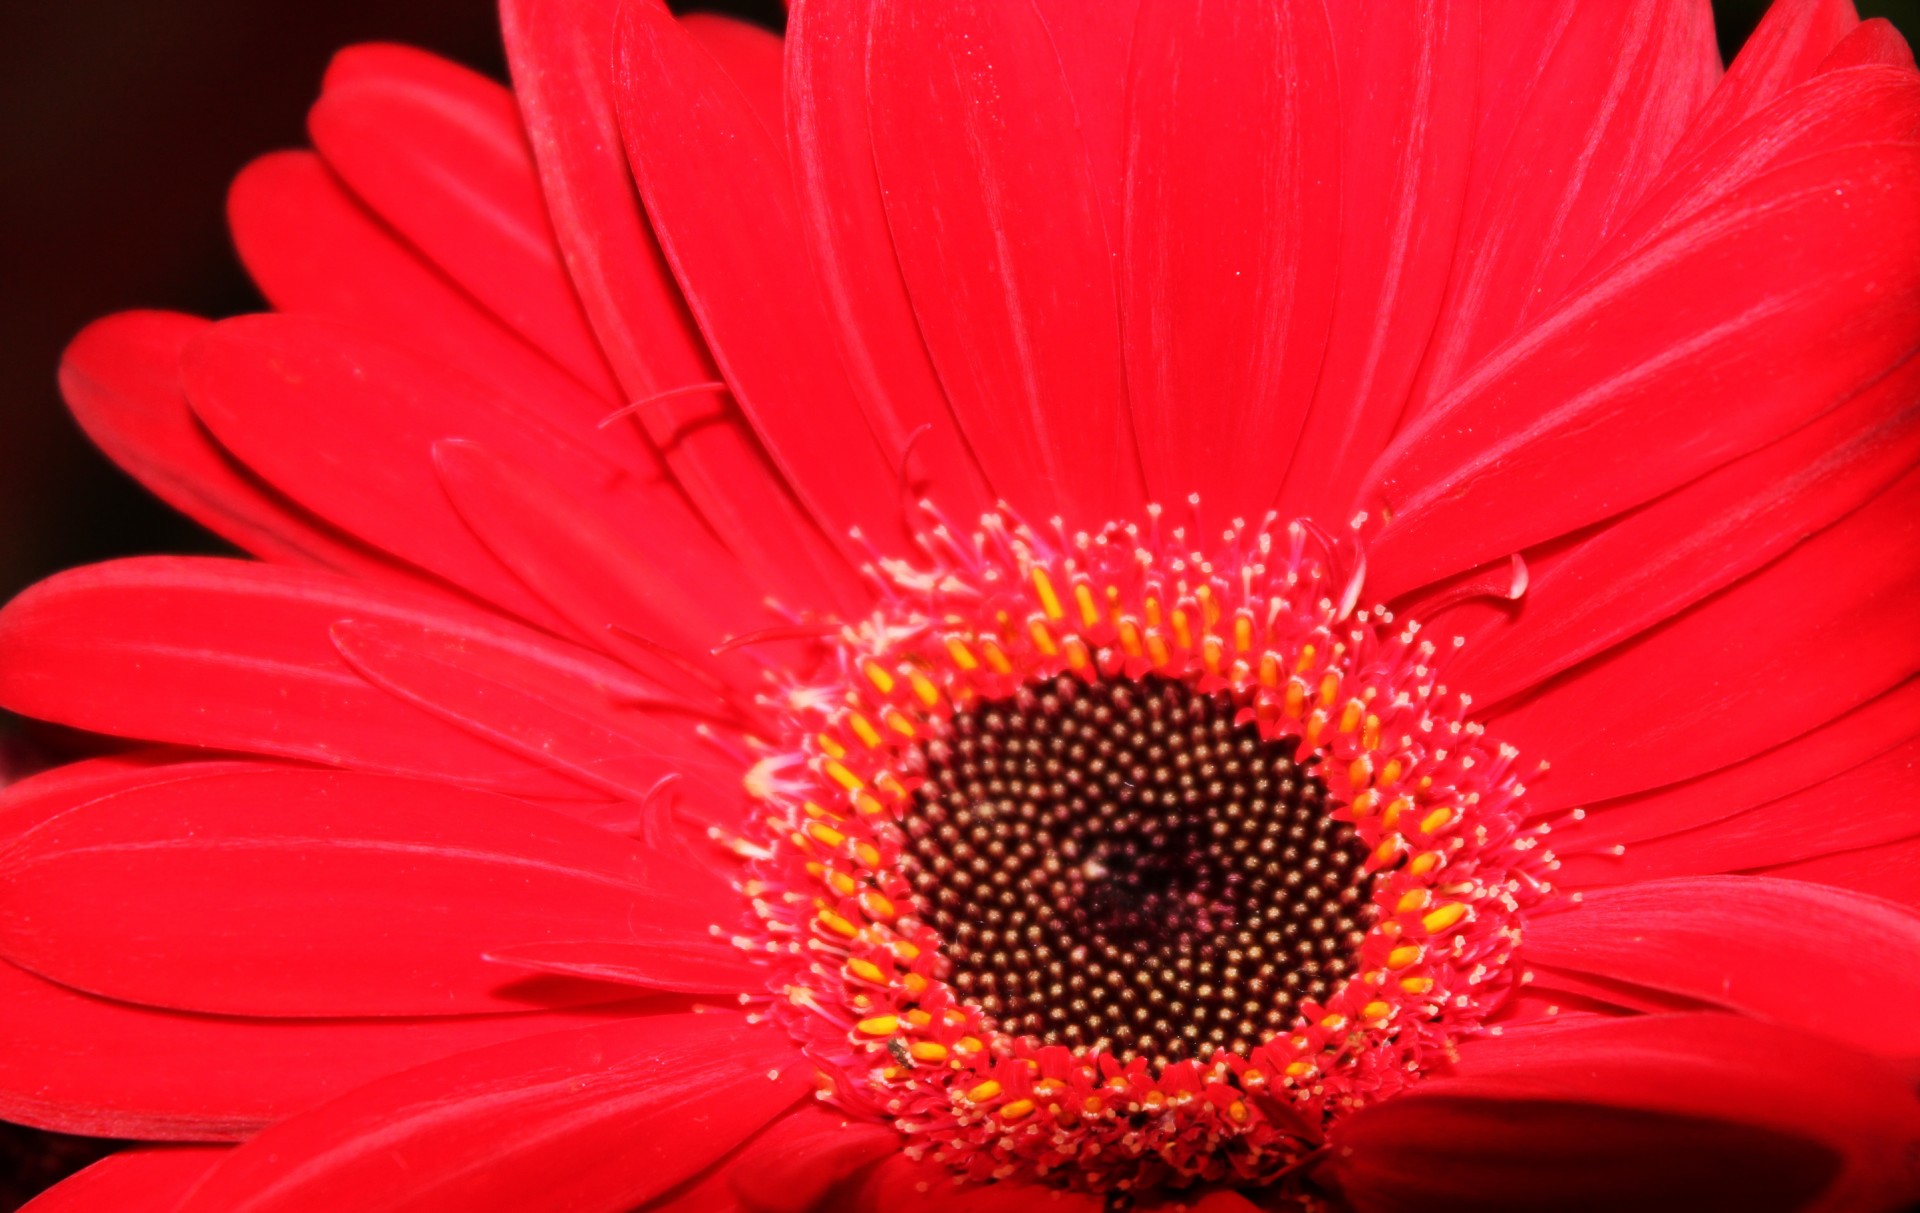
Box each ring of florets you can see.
[728,505,1551,1195]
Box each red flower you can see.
[4,0,1920,1209]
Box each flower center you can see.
[730,507,1551,1197]
[902,672,1370,1066]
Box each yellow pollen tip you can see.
[805,821,846,848]
[967,1080,1003,1102]
[1031,568,1065,621]
[945,636,979,671]
[1361,1000,1392,1021]
[848,714,882,748]
[847,958,884,983]
[1422,902,1469,933]
[910,1041,949,1062]
[823,760,864,793]
[1001,1099,1037,1121]
[818,910,859,939]
[854,842,882,868]
[909,671,941,708]
[856,1015,899,1037]
[863,661,896,695]
[1387,944,1423,970]
[1074,582,1100,629]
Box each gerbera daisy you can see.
[3,0,1919,1208]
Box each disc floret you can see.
[739,506,1551,1194]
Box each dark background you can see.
[0,0,1914,1207]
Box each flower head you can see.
[3,0,1920,1210]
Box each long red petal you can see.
[725,1103,899,1213]
[1122,0,1339,525]
[0,960,657,1141]
[20,1147,227,1213]
[227,151,624,450]
[330,616,742,812]
[1450,354,1920,704]
[681,12,786,140]
[1523,877,1920,1057]
[615,0,908,573]
[0,767,726,1016]
[308,50,625,400]
[1412,0,1718,407]
[171,1013,807,1213]
[868,0,1144,524]
[1367,143,1920,598]
[1666,0,1859,173]
[0,557,630,797]
[432,438,766,687]
[1489,465,1920,810]
[499,0,849,615]
[484,939,762,997]
[60,312,400,578]
[1558,736,1920,888]
[1564,677,1920,849]
[784,0,992,517]
[1328,1013,1920,1213]
[1278,0,1479,523]
[1764,836,1920,910]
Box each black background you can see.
[0,0,1914,1206]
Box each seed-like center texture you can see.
[900,674,1371,1068]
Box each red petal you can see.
[0,959,656,1141]
[1489,465,1920,810]
[1121,0,1339,525]
[307,55,624,400]
[1412,0,1719,407]
[485,939,761,997]
[726,1104,899,1213]
[172,1013,807,1213]
[60,311,398,578]
[330,615,741,811]
[181,313,696,636]
[615,0,909,570]
[1328,1013,1920,1213]
[1,753,257,839]
[19,1147,226,1213]
[433,438,765,683]
[1277,0,1478,523]
[1523,877,1920,1057]
[0,557,622,797]
[1029,0,1138,242]
[0,766,724,1017]
[681,12,786,139]
[1450,354,1920,705]
[1670,0,1858,169]
[1558,736,1920,888]
[499,0,847,615]
[1367,144,1920,598]
[1565,677,1920,849]
[227,151,622,449]
[784,0,991,517]
[1765,836,1920,910]
[1822,17,1919,70]
[868,0,1144,524]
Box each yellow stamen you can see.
[1031,568,1065,621]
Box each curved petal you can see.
[1327,1013,1920,1213]
[1412,0,1719,407]
[1489,464,1920,810]
[226,151,624,450]
[1367,143,1920,598]
[307,50,625,400]
[1563,677,1920,849]
[431,438,767,686]
[0,767,727,1016]
[1278,0,1479,523]
[60,311,398,579]
[1668,0,1858,173]
[681,12,786,140]
[1764,836,1920,910]
[1450,354,1920,704]
[1121,0,1339,525]
[182,313,700,637]
[0,960,657,1141]
[329,616,742,811]
[499,0,848,615]
[1556,736,1920,888]
[20,1147,227,1213]
[0,753,259,839]
[725,1103,899,1213]
[484,939,761,997]
[614,0,907,578]
[869,0,1143,525]
[844,1154,1102,1211]
[785,0,992,517]
[172,1013,807,1213]
[1522,877,1920,1057]
[0,557,631,797]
